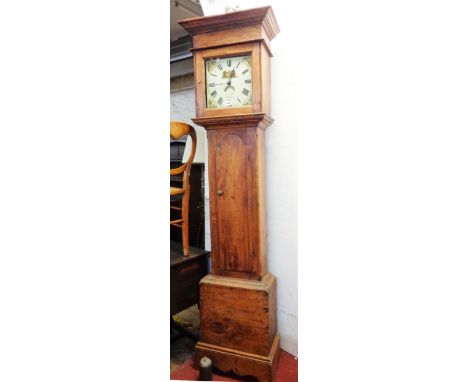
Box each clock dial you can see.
[205,55,252,109]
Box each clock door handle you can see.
[217,190,224,196]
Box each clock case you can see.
[181,6,278,118]
[179,7,281,382]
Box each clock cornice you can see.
[179,6,279,41]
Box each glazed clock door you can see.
[209,128,260,280]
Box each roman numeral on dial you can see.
[227,59,231,67]
[242,69,248,75]
[217,64,223,70]
[208,83,215,87]
[245,79,251,84]
[211,90,217,97]
[242,88,249,96]
[218,97,223,105]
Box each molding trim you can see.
[179,6,280,41]
[192,113,274,130]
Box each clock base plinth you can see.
[197,273,279,381]
[195,334,280,382]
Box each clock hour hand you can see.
[224,79,235,93]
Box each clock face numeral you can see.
[205,55,252,109]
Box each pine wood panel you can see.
[257,128,268,280]
[206,127,266,280]
[193,24,262,51]
[193,113,273,280]
[199,273,277,356]
[215,131,254,274]
[260,42,271,115]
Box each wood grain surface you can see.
[199,273,277,356]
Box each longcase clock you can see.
[179,7,280,382]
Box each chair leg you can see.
[182,192,190,257]
[182,221,189,257]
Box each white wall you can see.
[199,0,298,356]
[170,87,207,164]
[170,88,196,125]
[264,1,298,357]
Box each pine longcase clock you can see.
[180,7,280,382]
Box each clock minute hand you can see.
[211,79,231,85]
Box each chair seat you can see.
[170,187,185,196]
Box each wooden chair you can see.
[170,121,197,257]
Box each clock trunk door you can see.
[209,128,260,280]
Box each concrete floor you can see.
[170,304,200,372]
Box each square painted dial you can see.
[205,55,252,109]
